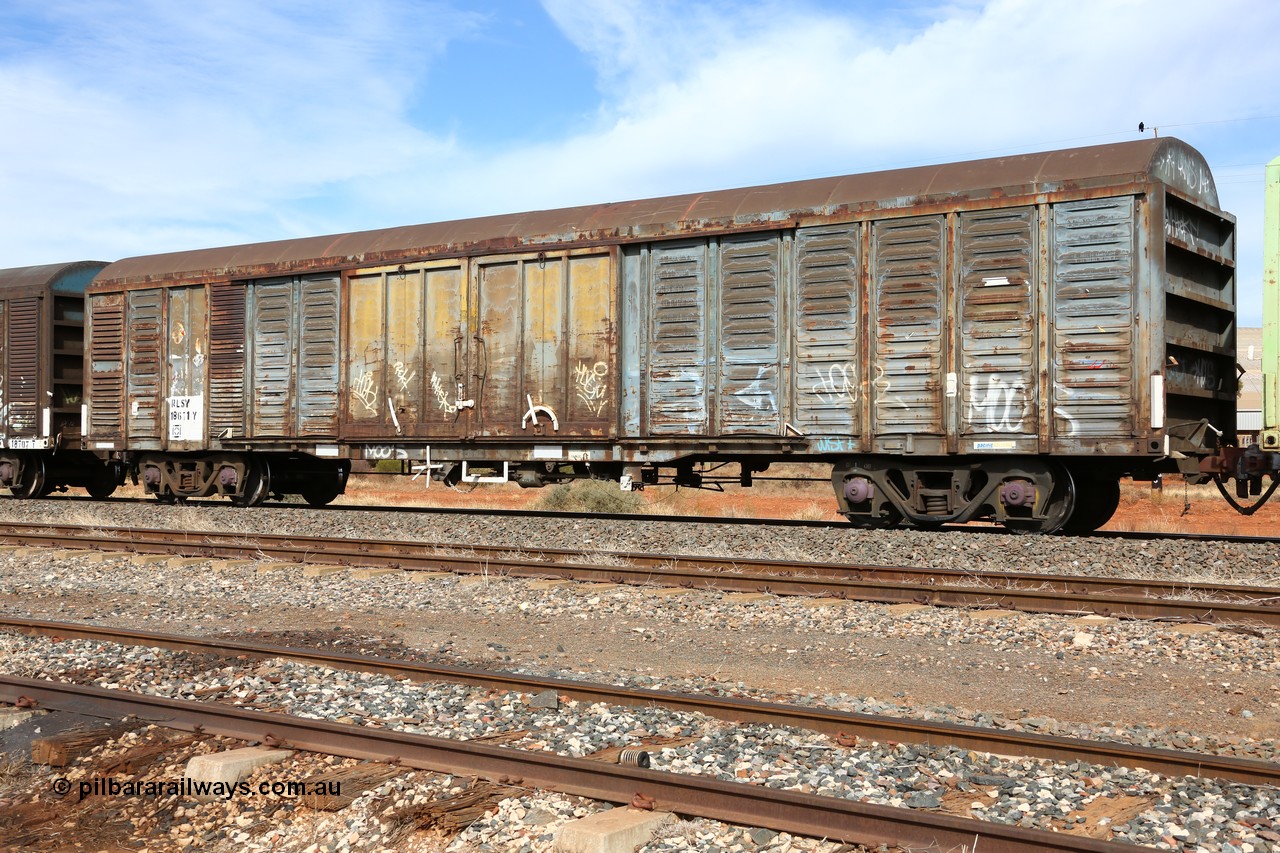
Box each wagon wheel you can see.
[1002,464,1075,535]
[231,458,270,507]
[10,455,47,500]
[1062,475,1120,533]
[85,464,119,500]
[300,470,344,507]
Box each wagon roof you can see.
[93,137,1220,289]
[0,261,108,298]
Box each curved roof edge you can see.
[0,261,109,297]
[95,137,1219,289]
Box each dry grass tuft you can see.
[533,480,645,514]
[0,752,42,797]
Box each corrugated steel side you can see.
[249,280,295,436]
[0,302,6,435]
[521,257,566,433]
[871,216,946,442]
[387,269,426,429]
[297,276,340,436]
[341,264,472,439]
[958,208,1037,441]
[475,260,521,435]
[792,225,861,436]
[1050,198,1136,437]
[464,253,618,438]
[566,255,614,432]
[423,265,467,436]
[347,272,386,427]
[5,298,39,438]
[87,293,126,441]
[208,282,247,440]
[717,235,782,434]
[123,289,165,440]
[647,242,709,434]
[126,290,164,442]
[618,246,645,437]
[1238,409,1263,432]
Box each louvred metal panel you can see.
[88,293,125,440]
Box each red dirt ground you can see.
[338,474,1278,537]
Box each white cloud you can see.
[378,0,1280,321]
[0,0,475,257]
[2,0,1277,327]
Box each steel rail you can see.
[0,674,1144,853]
[2,519,1274,603]
[2,522,1279,626]
[35,491,1280,547]
[3,616,1276,787]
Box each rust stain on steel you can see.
[0,675,1139,853]
[91,139,1216,291]
[0,261,106,299]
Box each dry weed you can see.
[560,552,632,567]
[0,751,43,797]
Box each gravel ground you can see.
[2,632,1278,852]
[1,498,1279,850]
[2,722,848,853]
[0,497,1277,585]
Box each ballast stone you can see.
[554,807,673,853]
[184,746,293,801]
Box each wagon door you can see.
[870,216,948,454]
[162,286,209,451]
[470,251,615,438]
[345,262,470,439]
[245,275,340,439]
[956,207,1039,453]
[792,225,862,438]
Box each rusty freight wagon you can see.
[81,137,1236,532]
[0,261,120,498]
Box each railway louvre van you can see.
[0,262,120,498]
[80,138,1237,532]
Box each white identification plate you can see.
[167,396,204,442]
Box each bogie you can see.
[834,457,1082,534]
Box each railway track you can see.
[3,615,1276,787]
[0,673,1145,853]
[2,520,1279,626]
[27,492,1280,546]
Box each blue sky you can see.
[1,0,1278,323]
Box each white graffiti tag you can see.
[430,371,457,414]
[393,361,416,392]
[810,364,857,405]
[967,376,1026,433]
[574,361,608,416]
[352,370,378,415]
